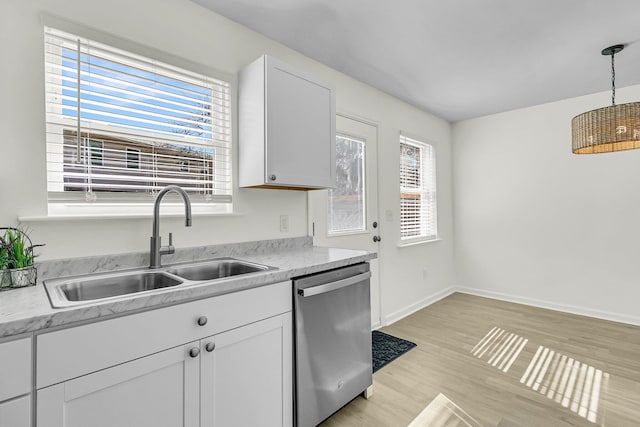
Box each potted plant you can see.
[0,227,43,289]
[0,243,10,289]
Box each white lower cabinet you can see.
[37,344,200,427]
[35,281,293,427]
[0,336,32,427]
[201,313,292,427]
[0,395,31,427]
[36,308,293,427]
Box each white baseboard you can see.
[455,286,640,327]
[383,286,456,326]
[379,285,640,328]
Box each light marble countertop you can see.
[0,243,376,338]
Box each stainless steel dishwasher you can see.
[293,262,372,427]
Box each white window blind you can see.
[400,134,437,241]
[44,27,232,210]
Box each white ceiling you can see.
[192,0,640,122]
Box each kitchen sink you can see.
[167,258,270,281]
[50,271,183,306]
[44,258,276,308]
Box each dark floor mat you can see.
[372,330,417,372]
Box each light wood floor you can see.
[321,293,640,427]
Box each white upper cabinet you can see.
[239,55,336,190]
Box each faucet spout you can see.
[150,185,192,269]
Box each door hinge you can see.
[312,222,315,236]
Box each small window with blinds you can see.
[400,134,437,242]
[44,27,232,214]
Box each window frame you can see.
[399,133,438,244]
[42,18,235,217]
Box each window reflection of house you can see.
[63,130,214,194]
[88,140,104,166]
[126,148,141,170]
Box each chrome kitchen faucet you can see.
[150,185,192,268]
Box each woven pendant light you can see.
[571,45,640,154]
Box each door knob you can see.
[373,235,381,243]
[205,342,216,352]
[189,347,200,358]
[197,316,208,326]
[372,221,378,229]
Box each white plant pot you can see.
[0,269,11,290]
[9,266,37,288]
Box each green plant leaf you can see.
[2,227,39,269]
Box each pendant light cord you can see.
[611,51,616,106]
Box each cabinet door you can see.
[0,337,31,401]
[201,312,293,427]
[266,58,335,188]
[0,395,31,427]
[37,343,200,427]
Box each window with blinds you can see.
[44,27,232,212]
[400,135,437,241]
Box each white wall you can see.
[0,0,454,324]
[453,84,640,325]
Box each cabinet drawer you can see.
[0,337,32,401]
[37,281,291,389]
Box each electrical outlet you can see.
[280,215,289,232]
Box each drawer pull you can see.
[197,316,208,326]
[189,347,200,358]
[205,342,216,352]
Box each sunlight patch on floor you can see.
[520,345,608,424]
[471,327,528,372]
[407,393,483,427]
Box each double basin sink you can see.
[44,258,276,308]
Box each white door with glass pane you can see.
[308,114,381,327]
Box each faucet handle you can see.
[159,233,175,256]
[166,232,175,254]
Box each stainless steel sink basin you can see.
[167,258,271,281]
[47,271,183,307]
[44,258,276,308]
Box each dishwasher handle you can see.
[297,271,371,298]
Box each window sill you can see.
[397,237,442,248]
[18,212,244,223]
